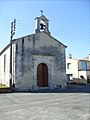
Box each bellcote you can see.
[35,15,50,35]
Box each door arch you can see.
[37,63,48,87]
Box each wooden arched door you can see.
[37,63,48,87]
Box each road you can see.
[0,85,90,120]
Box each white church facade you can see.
[0,15,67,91]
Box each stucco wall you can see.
[0,47,10,86]
[0,44,16,87]
[66,58,90,80]
[66,59,78,78]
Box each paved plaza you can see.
[0,85,90,120]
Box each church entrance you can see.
[37,63,48,87]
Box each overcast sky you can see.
[0,0,90,58]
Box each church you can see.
[0,14,67,91]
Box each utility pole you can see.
[9,19,16,90]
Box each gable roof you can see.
[48,32,67,48]
[39,15,49,21]
[0,31,67,56]
[0,39,16,55]
[35,15,49,21]
[38,31,67,48]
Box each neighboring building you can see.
[0,15,67,91]
[66,54,90,82]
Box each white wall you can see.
[0,43,15,87]
[0,47,10,86]
[66,59,78,78]
[66,58,90,80]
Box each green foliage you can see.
[0,84,8,88]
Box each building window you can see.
[79,61,87,71]
[82,61,87,70]
[4,54,6,72]
[67,63,71,69]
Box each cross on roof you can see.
[40,10,43,16]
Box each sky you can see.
[0,0,90,59]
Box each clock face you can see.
[40,20,46,31]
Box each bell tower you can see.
[35,11,50,35]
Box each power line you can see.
[0,13,89,32]
[51,23,90,31]
[59,32,90,38]
[0,14,90,40]
[0,14,11,22]
[51,26,90,34]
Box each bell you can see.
[40,23,45,30]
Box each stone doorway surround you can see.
[33,55,55,90]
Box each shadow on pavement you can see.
[36,84,90,93]
[0,84,90,93]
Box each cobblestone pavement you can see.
[0,85,90,120]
